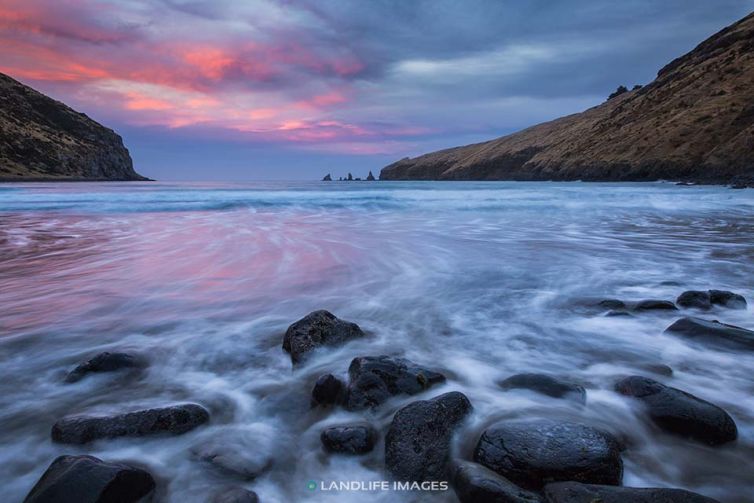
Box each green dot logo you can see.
[307,480,318,491]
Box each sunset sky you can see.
[2,0,753,180]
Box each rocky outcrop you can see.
[498,373,586,403]
[191,428,274,480]
[665,317,754,349]
[615,376,737,445]
[452,460,543,503]
[0,73,146,181]
[65,352,147,383]
[345,355,446,410]
[474,420,623,489]
[321,424,377,454]
[52,403,210,444]
[386,392,472,482]
[23,455,155,503]
[381,13,754,185]
[544,481,720,503]
[282,310,365,364]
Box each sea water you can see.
[0,181,752,502]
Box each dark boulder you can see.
[23,455,155,503]
[282,310,365,364]
[52,403,210,444]
[211,486,259,503]
[385,391,472,481]
[634,300,678,311]
[312,373,345,406]
[677,290,746,310]
[709,290,747,309]
[544,481,720,503]
[665,317,754,349]
[452,460,543,503]
[65,352,147,383]
[615,376,737,445]
[605,310,632,317]
[676,291,712,310]
[345,355,446,410]
[498,373,586,404]
[473,420,622,489]
[321,424,377,455]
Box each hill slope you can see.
[0,73,146,181]
[381,13,754,184]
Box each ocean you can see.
[1,180,753,502]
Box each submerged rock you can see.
[544,481,721,503]
[282,310,365,364]
[321,424,377,455]
[345,355,446,410]
[709,290,747,309]
[211,486,259,503]
[65,351,147,383]
[498,373,586,404]
[385,391,472,482]
[634,300,678,311]
[52,403,210,444]
[311,373,345,406]
[598,299,626,310]
[23,455,155,503]
[474,420,623,489]
[191,428,274,480]
[677,290,747,310]
[452,460,543,503]
[665,317,754,349]
[615,376,737,445]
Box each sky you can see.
[1,1,753,180]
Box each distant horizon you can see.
[3,0,754,180]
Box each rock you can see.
[709,290,747,309]
[665,317,754,349]
[498,373,586,404]
[321,424,377,455]
[322,173,332,181]
[311,373,345,406]
[345,355,446,410]
[385,391,472,481]
[677,290,746,310]
[634,300,678,311]
[378,13,754,186]
[211,486,259,503]
[23,455,155,503]
[598,299,626,310]
[605,310,632,317]
[473,420,622,489]
[452,460,543,503]
[640,363,674,377]
[543,481,721,503]
[192,428,274,480]
[615,376,737,445]
[65,352,147,383]
[52,403,210,444]
[0,72,147,181]
[366,171,376,181]
[282,310,365,364]
[676,291,712,310]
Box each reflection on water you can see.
[1,181,753,502]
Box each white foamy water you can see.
[0,181,753,502]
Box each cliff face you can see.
[381,12,754,184]
[0,73,146,181]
